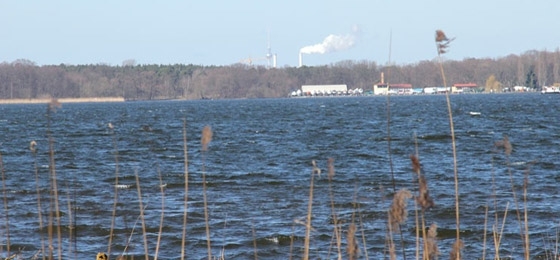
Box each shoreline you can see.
[0,97,125,104]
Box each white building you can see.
[301,84,348,96]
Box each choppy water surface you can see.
[0,93,559,259]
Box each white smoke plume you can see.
[299,33,356,54]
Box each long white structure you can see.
[301,84,347,94]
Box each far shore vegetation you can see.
[0,48,559,101]
[0,97,125,104]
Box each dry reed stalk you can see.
[47,199,53,259]
[490,149,499,247]
[289,224,294,260]
[497,135,528,257]
[347,223,358,260]
[120,204,148,259]
[252,221,258,260]
[492,202,509,260]
[389,242,396,260]
[31,140,47,260]
[411,135,421,260]
[386,219,396,260]
[356,202,369,260]
[326,158,342,260]
[413,199,420,260]
[384,31,410,260]
[385,31,396,193]
[154,169,166,260]
[108,122,120,259]
[482,205,488,260]
[201,125,213,260]
[217,211,229,259]
[64,181,75,258]
[523,169,530,260]
[554,226,560,258]
[435,30,461,259]
[419,215,427,260]
[347,189,362,260]
[180,119,189,260]
[134,172,149,260]
[303,160,320,260]
[326,227,337,259]
[0,152,11,258]
[46,99,63,260]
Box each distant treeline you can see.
[0,49,559,100]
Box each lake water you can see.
[0,93,558,259]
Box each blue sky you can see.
[1,0,559,67]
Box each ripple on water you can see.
[0,95,557,259]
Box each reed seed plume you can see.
[48,98,62,112]
[410,154,421,175]
[96,252,108,260]
[30,140,37,153]
[435,30,448,42]
[327,157,335,181]
[435,30,455,55]
[494,135,512,156]
[201,125,213,152]
[347,223,359,260]
[410,155,435,210]
[450,239,464,260]
[426,223,440,259]
[417,174,435,210]
[312,159,321,177]
[389,189,412,230]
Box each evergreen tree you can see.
[525,66,539,89]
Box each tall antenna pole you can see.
[266,29,272,69]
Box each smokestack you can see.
[381,72,384,84]
[273,54,277,68]
[298,52,303,68]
